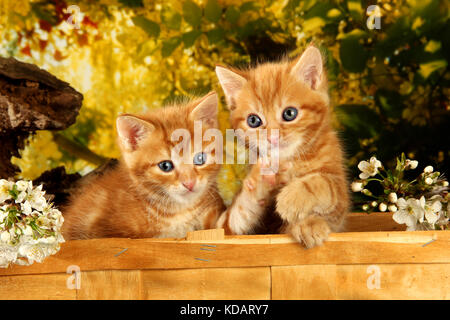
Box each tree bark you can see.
[0,56,83,178]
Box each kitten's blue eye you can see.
[282,107,298,121]
[247,114,262,128]
[158,160,174,172]
[193,152,207,166]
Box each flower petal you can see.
[393,211,407,224]
[425,210,440,224]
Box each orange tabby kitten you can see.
[62,92,225,240]
[215,46,349,248]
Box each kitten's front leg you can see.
[276,174,347,248]
[216,162,277,234]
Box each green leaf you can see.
[183,0,202,28]
[161,7,182,30]
[182,30,202,48]
[8,184,19,200]
[327,8,342,19]
[118,0,143,8]
[161,36,182,57]
[302,17,325,33]
[237,18,272,37]
[205,0,222,23]
[335,104,380,138]
[225,6,240,24]
[375,89,404,118]
[31,3,58,25]
[419,59,447,79]
[339,31,369,73]
[240,1,259,12]
[132,16,160,38]
[347,0,363,20]
[135,40,158,63]
[283,0,301,17]
[206,28,225,44]
[303,2,334,20]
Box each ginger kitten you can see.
[215,46,349,248]
[62,92,225,240]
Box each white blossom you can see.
[1,231,11,243]
[0,180,13,204]
[424,166,434,173]
[388,192,398,203]
[425,177,434,185]
[23,225,33,236]
[358,157,382,179]
[393,197,425,230]
[21,201,33,216]
[0,180,64,268]
[424,197,443,225]
[379,203,387,212]
[351,181,364,192]
[405,159,418,170]
[388,204,398,212]
[18,245,46,264]
[16,180,31,192]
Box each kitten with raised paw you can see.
[62,92,225,240]
[216,45,350,248]
[217,160,279,235]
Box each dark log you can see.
[0,56,83,133]
[33,166,81,207]
[0,132,27,178]
[0,56,83,178]
[39,159,118,207]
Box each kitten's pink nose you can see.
[182,180,196,192]
[267,135,279,146]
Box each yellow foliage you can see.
[11,131,62,180]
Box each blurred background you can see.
[0,0,448,205]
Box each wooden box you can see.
[0,213,449,300]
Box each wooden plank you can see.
[272,264,450,300]
[0,230,448,276]
[0,268,270,300]
[142,267,270,300]
[76,270,142,300]
[271,265,337,299]
[186,228,225,241]
[0,273,76,300]
[336,264,450,300]
[345,212,405,232]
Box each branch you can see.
[52,133,108,167]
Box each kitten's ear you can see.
[291,46,323,90]
[190,92,218,128]
[215,65,246,108]
[116,115,154,151]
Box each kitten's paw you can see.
[261,171,276,187]
[257,199,267,206]
[244,177,256,192]
[287,215,331,248]
[258,160,278,187]
[244,161,278,195]
[276,186,302,220]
